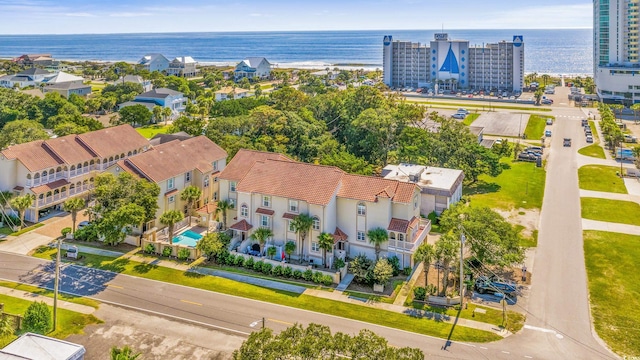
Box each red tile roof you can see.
[31,179,70,194]
[282,213,297,219]
[164,189,178,196]
[237,160,344,206]
[218,149,292,181]
[408,216,420,229]
[387,218,409,233]
[338,174,417,203]
[333,227,348,243]
[42,134,95,165]
[196,203,217,214]
[230,219,253,231]
[76,124,149,158]
[2,140,63,172]
[256,208,275,215]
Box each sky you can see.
[0,0,593,35]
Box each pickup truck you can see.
[474,276,517,297]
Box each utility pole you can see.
[460,231,465,309]
[53,238,61,331]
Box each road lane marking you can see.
[524,325,556,334]
[524,356,533,359]
[106,284,124,289]
[502,351,510,354]
[479,346,488,350]
[180,299,202,306]
[267,318,294,326]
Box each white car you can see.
[452,113,466,119]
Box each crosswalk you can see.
[555,115,586,119]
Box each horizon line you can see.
[0,27,593,36]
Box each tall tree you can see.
[292,214,313,259]
[98,203,146,246]
[250,227,273,255]
[435,233,459,296]
[0,120,49,149]
[414,242,436,287]
[10,194,35,230]
[367,227,389,261]
[0,190,14,225]
[159,210,184,245]
[118,104,152,126]
[152,105,163,124]
[317,232,335,268]
[284,240,296,262]
[162,106,173,126]
[180,185,202,216]
[215,200,232,230]
[196,232,227,260]
[63,197,85,236]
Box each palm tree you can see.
[215,200,232,230]
[162,107,173,126]
[180,185,202,216]
[632,146,640,168]
[367,227,389,261]
[0,190,14,225]
[284,240,296,262]
[292,214,313,260]
[435,233,459,296]
[62,198,85,237]
[0,315,14,338]
[317,232,335,268]
[414,242,436,287]
[10,194,35,230]
[110,345,141,360]
[541,74,550,86]
[250,227,273,255]
[152,106,163,124]
[159,210,184,245]
[266,246,277,260]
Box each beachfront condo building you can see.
[594,0,640,104]
[383,33,525,93]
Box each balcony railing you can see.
[35,184,91,207]
[387,219,431,253]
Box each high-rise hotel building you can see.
[383,33,524,93]
[594,0,640,104]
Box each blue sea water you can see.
[0,29,592,75]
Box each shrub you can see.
[225,253,236,266]
[244,257,255,269]
[349,254,373,285]
[23,301,51,334]
[413,287,427,301]
[312,271,323,284]
[403,267,412,276]
[234,255,245,266]
[253,260,264,272]
[261,262,273,274]
[333,258,345,270]
[303,269,313,281]
[272,265,284,277]
[162,247,172,257]
[427,284,437,295]
[144,243,155,254]
[61,227,72,237]
[177,248,190,261]
[387,256,401,276]
[283,266,293,278]
[293,269,303,279]
[321,275,333,286]
[373,258,394,285]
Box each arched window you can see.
[42,170,48,177]
[128,151,132,156]
[26,174,31,179]
[115,155,120,161]
[109,156,114,162]
[398,233,405,242]
[312,216,320,231]
[70,165,76,171]
[133,150,138,155]
[240,204,248,217]
[34,173,40,179]
[389,232,396,240]
[120,153,125,159]
[357,203,366,216]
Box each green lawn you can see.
[135,125,170,139]
[0,227,12,236]
[32,248,500,342]
[578,165,627,194]
[581,198,640,225]
[516,225,538,247]
[463,113,480,126]
[0,294,100,348]
[9,223,44,236]
[0,281,99,309]
[464,158,546,210]
[584,231,640,357]
[524,115,550,140]
[578,144,606,159]
[589,121,600,142]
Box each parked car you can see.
[624,134,638,143]
[541,99,553,105]
[581,119,589,126]
[78,221,91,229]
[452,113,466,119]
[518,152,537,162]
[525,146,543,154]
[546,118,553,125]
[545,130,552,137]
[586,135,594,143]
[457,108,470,115]
[563,138,572,147]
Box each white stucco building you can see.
[138,53,170,72]
[594,0,640,104]
[234,57,272,81]
[383,33,524,93]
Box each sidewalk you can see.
[0,286,96,315]
[582,218,640,235]
[579,189,640,203]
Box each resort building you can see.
[234,57,272,81]
[118,88,186,116]
[167,56,198,77]
[138,53,170,72]
[0,125,150,223]
[219,149,430,268]
[108,135,228,229]
[383,33,525,93]
[214,87,252,101]
[594,0,640,104]
[381,164,464,215]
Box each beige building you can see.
[0,125,150,223]
[108,136,228,229]
[219,149,430,268]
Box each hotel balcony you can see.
[387,219,431,253]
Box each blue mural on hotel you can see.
[439,44,459,74]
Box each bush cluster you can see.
[74,224,97,241]
[221,255,333,286]
[177,248,190,261]
[412,284,437,301]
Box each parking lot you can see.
[472,112,530,137]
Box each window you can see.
[261,215,270,227]
[357,203,366,216]
[228,198,235,208]
[289,200,298,213]
[240,204,248,217]
[213,161,218,171]
[398,233,405,242]
[414,194,419,209]
[204,176,209,188]
[262,196,271,207]
[213,192,218,201]
[214,177,219,182]
[168,195,175,203]
[312,217,320,231]
[185,171,191,182]
[167,177,175,190]
[288,220,295,232]
[357,231,366,242]
[311,242,320,252]
[230,181,237,192]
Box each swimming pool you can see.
[172,230,203,247]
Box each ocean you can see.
[0,29,592,75]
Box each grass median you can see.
[584,230,640,357]
[463,113,480,126]
[578,144,606,159]
[581,198,640,225]
[524,115,550,140]
[32,248,501,342]
[465,157,546,210]
[578,165,627,193]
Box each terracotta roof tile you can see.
[388,218,410,233]
[42,134,96,165]
[123,136,227,183]
[219,149,292,181]
[31,179,70,194]
[333,227,348,243]
[237,159,344,206]
[256,208,275,215]
[164,189,178,196]
[408,216,420,229]
[196,203,217,214]
[282,213,297,219]
[338,174,417,203]
[76,124,149,159]
[2,140,63,172]
[230,219,253,231]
